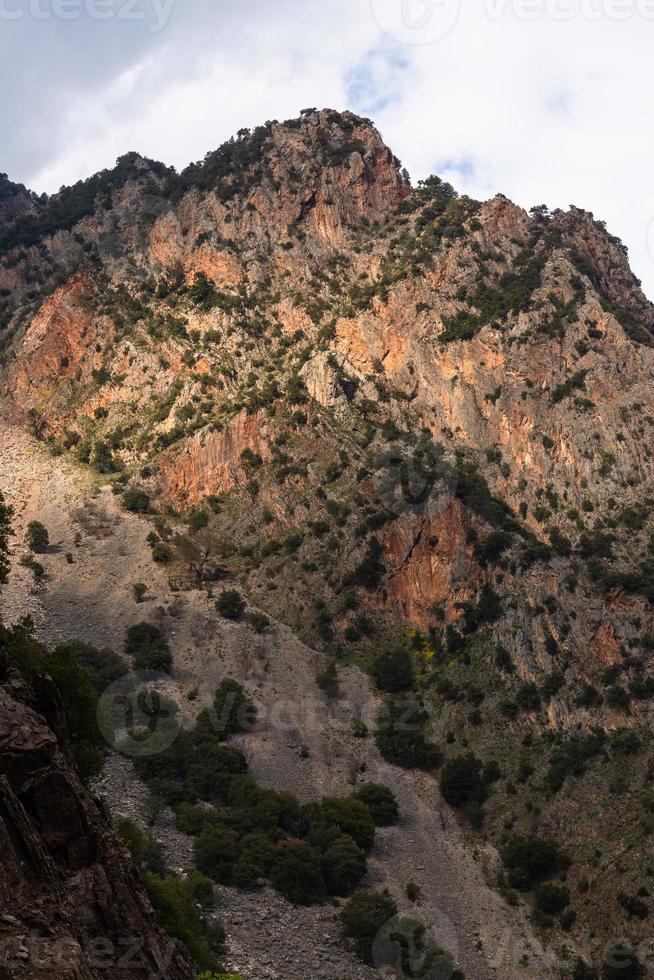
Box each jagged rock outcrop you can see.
[0,652,194,980]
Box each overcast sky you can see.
[2,0,654,296]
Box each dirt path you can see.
[0,417,564,980]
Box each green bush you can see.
[125,622,172,673]
[322,834,367,896]
[250,611,270,633]
[271,843,325,904]
[307,797,376,854]
[602,943,642,979]
[5,622,106,782]
[0,491,12,586]
[340,890,398,965]
[440,753,488,812]
[26,520,49,553]
[207,678,257,739]
[345,537,385,589]
[122,487,151,513]
[194,825,240,884]
[55,640,127,694]
[372,640,414,692]
[216,590,246,620]
[152,543,173,564]
[144,871,223,970]
[353,783,399,826]
[115,817,165,875]
[233,831,277,888]
[535,882,570,914]
[375,697,441,770]
[502,835,570,891]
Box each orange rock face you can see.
[5,271,112,417]
[382,497,478,628]
[159,410,269,505]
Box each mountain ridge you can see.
[1,107,653,976]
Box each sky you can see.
[2,0,654,296]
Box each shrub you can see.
[353,783,399,826]
[440,752,488,813]
[307,797,376,854]
[232,831,277,888]
[194,825,239,884]
[535,882,570,914]
[340,891,398,965]
[21,555,45,579]
[271,843,325,904]
[345,537,385,589]
[606,685,630,709]
[133,582,148,603]
[143,871,222,970]
[56,640,127,694]
[0,491,12,586]
[152,543,173,564]
[122,488,151,513]
[618,892,649,920]
[216,590,246,620]
[372,640,414,692]
[316,659,338,693]
[206,679,256,739]
[250,611,270,633]
[375,698,441,771]
[185,745,248,802]
[571,961,597,979]
[115,818,165,875]
[602,943,642,979]
[125,622,172,673]
[515,682,541,712]
[502,835,570,891]
[406,881,421,902]
[26,520,49,553]
[322,834,367,896]
[546,732,606,793]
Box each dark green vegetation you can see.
[0,153,173,254]
[26,519,49,552]
[216,589,246,620]
[132,677,398,906]
[116,818,229,972]
[125,621,173,673]
[0,619,113,781]
[0,491,11,585]
[339,890,461,975]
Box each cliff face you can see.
[1,108,654,958]
[0,648,194,980]
[1,108,653,679]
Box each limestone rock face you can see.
[1,108,654,967]
[159,408,269,505]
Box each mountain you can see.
[0,108,653,978]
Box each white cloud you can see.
[6,0,654,295]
